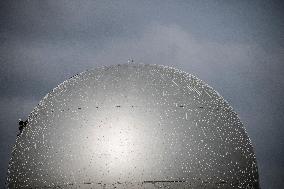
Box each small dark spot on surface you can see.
[18,119,28,135]
[116,105,121,108]
[179,105,185,108]
[78,107,81,110]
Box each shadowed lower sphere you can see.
[7,64,259,188]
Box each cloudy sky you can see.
[0,0,283,188]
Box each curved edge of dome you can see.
[20,63,257,150]
[9,63,259,186]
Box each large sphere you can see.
[7,64,259,188]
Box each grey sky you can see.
[0,0,283,188]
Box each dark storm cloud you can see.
[0,0,283,188]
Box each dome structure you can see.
[7,64,259,188]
